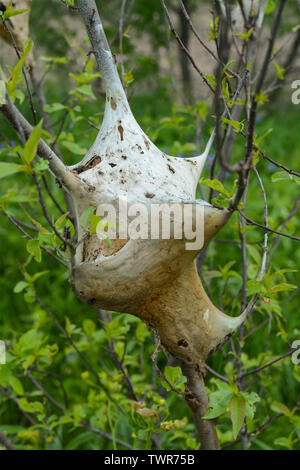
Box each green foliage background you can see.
[0,0,299,450]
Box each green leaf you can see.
[0,364,12,386]
[266,0,279,15]
[243,391,260,421]
[0,190,35,204]
[203,390,233,419]
[272,171,299,184]
[18,329,41,353]
[271,401,291,418]
[64,431,96,450]
[34,159,49,172]
[221,117,244,133]
[17,398,44,414]
[79,206,96,229]
[246,279,267,296]
[256,90,269,104]
[75,84,96,100]
[54,212,69,229]
[222,79,231,106]
[1,1,29,20]
[61,141,86,155]
[0,162,22,179]
[9,376,24,396]
[69,72,100,85]
[6,39,33,101]
[65,317,72,337]
[196,101,208,120]
[14,281,28,293]
[230,394,247,439]
[200,178,231,197]
[235,28,254,43]
[274,62,285,80]
[0,425,25,434]
[223,60,236,74]
[255,128,273,146]
[136,322,149,342]
[3,8,28,20]
[24,286,35,303]
[269,283,297,294]
[26,240,42,263]
[89,213,102,235]
[208,15,219,41]
[30,270,49,283]
[164,366,186,392]
[204,74,216,88]
[274,436,293,449]
[124,71,134,87]
[246,245,261,265]
[22,355,35,371]
[23,120,43,165]
[40,56,69,64]
[82,319,96,336]
[43,103,66,113]
[211,193,230,208]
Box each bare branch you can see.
[240,347,300,379]
[239,211,300,242]
[259,150,300,179]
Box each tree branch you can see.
[239,211,300,242]
[77,0,124,95]
[180,362,220,450]
[0,88,89,193]
[0,432,16,450]
[239,347,300,379]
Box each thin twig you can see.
[238,211,300,242]
[239,347,300,379]
[160,0,215,94]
